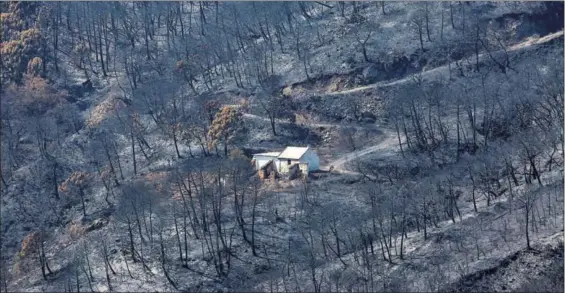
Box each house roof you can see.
[257,159,274,169]
[253,152,281,157]
[277,146,309,160]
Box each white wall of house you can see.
[301,149,320,171]
[278,159,301,173]
[278,149,320,173]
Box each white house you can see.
[252,146,320,177]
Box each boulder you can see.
[361,117,375,124]
[360,111,377,123]
[253,264,270,274]
[362,64,380,83]
[82,79,93,91]
[76,100,89,111]
[85,218,109,232]
[66,79,95,102]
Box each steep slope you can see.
[1,2,563,293]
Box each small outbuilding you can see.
[257,160,277,180]
[252,152,281,170]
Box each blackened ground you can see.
[445,238,564,293]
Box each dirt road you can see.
[325,30,564,97]
[242,113,379,130]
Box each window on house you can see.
[287,159,291,165]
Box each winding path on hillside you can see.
[325,30,564,97]
[242,113,379,130]
[325,130,398,172]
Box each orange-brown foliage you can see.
[26,56,42,76]
[5,75,68,115]
[68,221,86,240]
[59,171,91,193]
[207,105,243,150]
[143,171,169,194]
[86,95,127,127]
[20,232,40,257]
